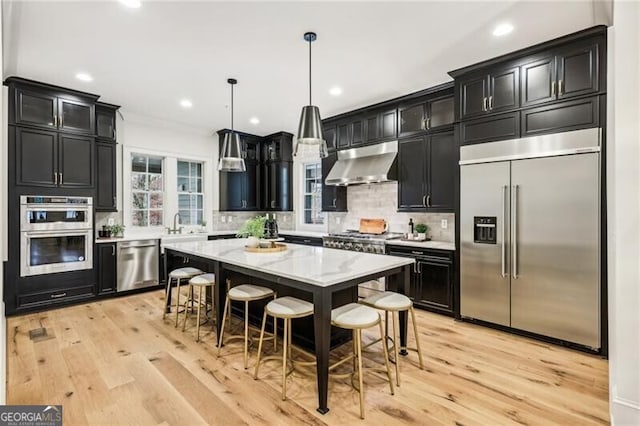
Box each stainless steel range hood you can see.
[325,140,398,186]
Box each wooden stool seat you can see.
[254,296,315,401]
[218,284,276,369]
[360,291,424,387]
[163,267,203,327]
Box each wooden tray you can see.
[244,243,287,253]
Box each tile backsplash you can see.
[326,182,455,242]
[212,211,295,232]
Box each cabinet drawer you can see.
[460,112,520,146]
[18,285,95,308]
[387,246,453,262]
[281,235,323,246]
[521,96,599,137]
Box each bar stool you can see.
[330,303,394,420]
[360,291,424,386]
[163,267,203,327]
[217,284,276,369]
[254,296,315,401]
[181,273,215,342]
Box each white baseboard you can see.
[612,396,640,425]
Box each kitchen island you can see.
[163,238,414,414]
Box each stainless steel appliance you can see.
[325,140,398,186]
[117,240,160,292]
[460,128,601,349]
[20,196,93,277]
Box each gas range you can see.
[322,231,403,254]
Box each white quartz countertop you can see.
[386,239,456,251]
[162,238,414,287]
[95,229,327,244]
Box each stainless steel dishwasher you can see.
[117,240,160,292]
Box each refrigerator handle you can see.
[512,184,518,279]
[501,185,507,278]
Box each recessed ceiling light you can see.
[75,73,93,82]
[249,117,260,125]
[329,87,343,96]
[119,0,141,8]
[493,23,514,37]
[179,99,193,108]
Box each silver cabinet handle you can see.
[271,200,275,208]
[501,185,507,278]
[482,97,488,112]
[112,245,115,256]
[59,173,63,184]
[411,251,423,255]
[426,195,431,207]
[426,117,431,130]
[332,198,336,208]
[551,81,556,96]
[50,292,67,299]
[53,115,58,127]
[54,172,58,185]
[558,79,563,95]
[422,195,426,207]
[59,114,63,128]
[112,129,116,140]
[113,196,116,206]
[512,184,518,279]
[488,95,493,110]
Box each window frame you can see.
[177,159,205,226]
[130,153,165,228]
[296,159,326,231]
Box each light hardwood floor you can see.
[7,290,609,425]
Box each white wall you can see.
[0,1,6,405]
[116,112,218,233]
[607,1,640,424]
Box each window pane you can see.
[149,174,163,191]
[149,210,163,226]
[196,195,203,209]
[150,192,163,209]
[195,163,202,177]
[148,157,162,174]
[132,192,148,209]
[178,194,190,209]
[177,161,189,176]
[304,209,312,224]
[132,210,147,226]
[132,156,147,172]
[177,177,189,192]
[178,210,191,225]
[131,173,147,191]
[196,178,202,193]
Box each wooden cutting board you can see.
[359,218,387,234]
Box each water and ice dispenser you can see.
[473,216,497,244]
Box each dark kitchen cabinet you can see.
[13,127,94,188]
[244,161,261,210]
[460,111,520,146]
[96,103,118,141]
[264,161,292,211]
[59,98,94,134]
[321,151,347,212]
[337,123,349,149]
[364,108,397,143]
[262,132,293,162]
[521,43,599,107]
[322,123,337,151]
[98,243,117,295]
[96,141,117,211]
[281,234,323,247]
[219,160,261,211]
[397,130,455,212]
[399,95,454,138]
[364,113,379,143]
[521,96,599,137]
[14,88,58,129]
[351,119,363,146]
[459,66,519,119]
[387,246,454,315]
[335,117,364,148]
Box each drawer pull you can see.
[50,292,67,299]
[411,251,423,255]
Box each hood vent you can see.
[325,140,398,186]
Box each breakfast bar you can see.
[163,238,414,414]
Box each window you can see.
[131,154,164,226]
[303,162,324,225]
[177,160,204,225]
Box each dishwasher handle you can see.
[119,240,158,249]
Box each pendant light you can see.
[295,31,328,159]
[218,78,246,172]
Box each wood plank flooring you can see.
[7,290,610,425]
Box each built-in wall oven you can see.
[20,196,93,277]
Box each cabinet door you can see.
[521,56,556,107]
[398,102,426,137]
[58,134,94,188]
[364,114,379,143]
[267,162,292,211]
[459,75,488,119]
[427,96,454,130]
[96,108,116,140]
[96,142,117,211]
[426,131,455,211]
[380,109,397,139]
[521,96,599,137]
[556,44,599,100]
[220,171,244,210]
[351,119,363,146]
[397,137,427,210]
[337,123,350,149]
[489,66,519,112]
[321,152,347,211]
[322,124,337,151]
[243,139,261,162]
[244,161,261,210]
[460,112,520,146]
[59,98,95,134]
[15,88,58,129]
[98,244,117,295]
[416,260,453,313]
[15,127,58,187]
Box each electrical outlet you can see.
[441,219,448,229]
[107,218,115,226]
[229,216,233,223]
[336,217,341,225]
[221,216,226,223]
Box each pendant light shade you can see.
[295,31,328,159]
[218,78,246,172]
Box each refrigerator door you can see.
[460,161,511,326]
[510,153,600,348]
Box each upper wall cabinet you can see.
[364,108,397,144]
[262,132,293,162]
[95,102,120,212]
[96,103,118,141]
[459,66,519,120]
[322,123,337,151]
[398,94,454,138]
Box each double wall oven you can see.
[20,196,93,277]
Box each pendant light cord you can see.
[308,36,312,105]
[230,83,234,131]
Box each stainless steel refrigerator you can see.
[460,128,601,349]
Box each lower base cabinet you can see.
[281,234,323,247]
[386,245,454,315]
[98,243,117,294]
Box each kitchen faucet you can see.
[166,213,183,234]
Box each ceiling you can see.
[3,1,606,136]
